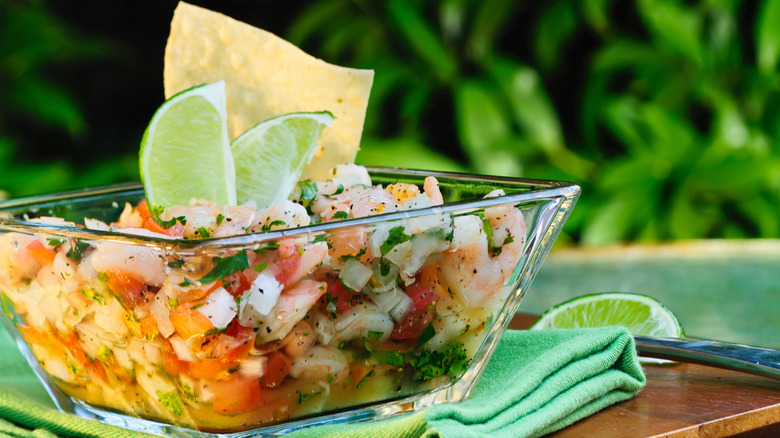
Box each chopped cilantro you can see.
[417,323,436,346]
[97,272,109,283]
[379,259,392,277]
[155,215,187,229]
[298,390,322,404]
[168,258,184,268]
[363,340,374,353]
[197,227,210,238]
[367,330,384,340]
[338,341,347,350]
[46,237,65,250]
[216,213,225,225]
[198,252,249,284]
[97,346,112,364]
[327,374,334,383]
[149,204,165,217]
[191,301,206,310]
[254,262,268,273]
[156,390,183,416]
[332,211,349,219]
[356,370,375,388]
[380,226,411,256]
[254,241,280,254]
[375,350,404,367]
[80,288,105,305]
[203,327,227,336]
[484,313,494,330]
[299,180,318,205]
[179,278,193,287]
[333,184,345,195]
[312,234,327,243]
[410,342,469,382]
[325,293,338,319]
[490,235,514,256]
[261,220,287,232]
[339,247,366,261]
[66,240,91,261]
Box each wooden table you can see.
[510,314,780,437]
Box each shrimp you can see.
[251,199,310,232]
[289,346,349,382]
[424,176,444,205]
[255,279,327,344]
[90,242,166,287]
[164,202,257,238]
[332,303,394,343]
[440,190,526,307]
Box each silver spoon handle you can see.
[633,336,780,380]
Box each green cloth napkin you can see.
[0,326,644,438]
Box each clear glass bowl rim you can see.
[0,166,581,253]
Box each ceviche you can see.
[0,164,528,432]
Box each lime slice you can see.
[140,81,235,208]
[530,292,684,338]
[231,111,334,208]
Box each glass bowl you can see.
[0,167,579,437]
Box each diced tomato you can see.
[135,199,152,221]
[169,302,215,339]
[390,267,441,340]
[161,343,189,376]
[106,270,148,309]
[188,358,237,380]
[214,323,255,362]
[220,271,252,297]
[211,375,263,415]
[260,350,291,389]
[26,240,55,266]
[318,280,356,317]
[143,217,186,238]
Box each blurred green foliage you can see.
[290,0,780,245]
[0,0,138,198]
[3,0,780,246]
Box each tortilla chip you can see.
[164,2,373,180]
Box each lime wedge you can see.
[140,81,235,208]
[530,292,684,338]
[231,111,334,208]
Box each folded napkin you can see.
[0,327,644,438]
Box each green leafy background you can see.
[3,0,779,246]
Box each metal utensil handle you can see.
[633,336,780,380]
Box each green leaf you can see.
[386,0,457,81]
[468,0,517,62]
[454,80,513,174]
[356,138,467,172]
[757,0,780,72]
[534,0,578,70]
[10,75,86,137]
[637,0,703,65]
[582,0,614,34]
[199,252,250,284]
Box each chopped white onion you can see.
[239,356,268,378]
[339,258,372,292]
[364,286,413,322]
[195,287,237,329]
[239,273,283,327]
[169,335,197,362]
[150,295,175,338]
[84,218,110,231]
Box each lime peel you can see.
[530,292,684,338]
[140,81,235,208]
[231,111,335,208]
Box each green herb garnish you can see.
[380,226,410,256]
[199,252,249,284]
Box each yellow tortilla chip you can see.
[164,2,373,180]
